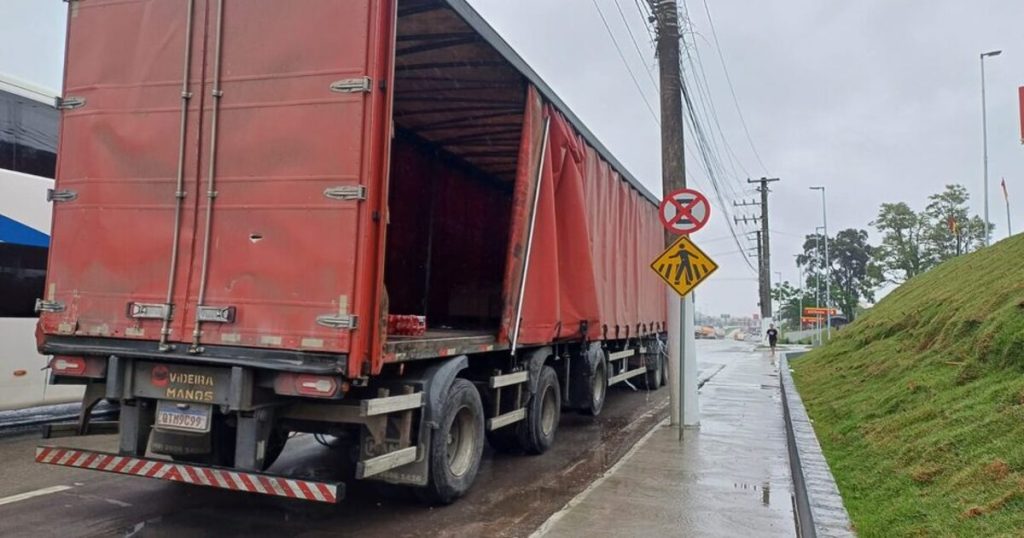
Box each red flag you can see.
[1019,86,1024,144]
[1002,177,1009,201]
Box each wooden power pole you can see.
[748,177,779,322]
[653,0,698,429]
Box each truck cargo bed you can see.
[385,329,502,362]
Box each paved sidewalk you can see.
[536,341,795,537]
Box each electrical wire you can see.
[632,0,656,42]
[611,0,658,89]
[700,0,770,174]
[591,0,661,126]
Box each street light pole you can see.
[795,259,804,333]
[811,187,830,339]
[814,226,824,345]
[981,50,1002,247]
[774,271,782,326]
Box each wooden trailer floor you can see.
[384,329,507,362]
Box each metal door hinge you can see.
[330,77,372,94]
[197,305,237,323]
[47,189,78,203]
[128,302,171,320]
[56,96,86,110]
[35,299,66,313]
[323,185,367,201]
[317,314,359,330]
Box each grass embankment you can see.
[791,235,1024,537]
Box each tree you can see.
[796,228,880,321]
[770,281,817,330]
[871,202,931,283]
[923,184,992,260]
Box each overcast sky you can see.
[3,0,1022,318]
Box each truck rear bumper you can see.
[40,335,345,375]
[35,446,343,504]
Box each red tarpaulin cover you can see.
[503,87,667,344]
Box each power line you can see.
[611,0,658,89]
[590,0,661,125]
[679,69,757,273]
[678,2,749,202]
[700,0,770,174]
[679,3,752,184]
[632,0,656,42]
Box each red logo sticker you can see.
[151,365,170,388]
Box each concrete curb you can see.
[780,351,855,537]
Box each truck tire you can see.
[520,365,561,455]
[422,378,484,505]
[580,357,608,416]
[640,353,663,390]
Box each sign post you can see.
[654,188,716,430]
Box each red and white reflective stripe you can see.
[35,447,340,504]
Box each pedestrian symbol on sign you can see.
[650,236,719,297]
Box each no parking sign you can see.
[658,188,711,235]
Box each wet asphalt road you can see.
[0,348,721,538]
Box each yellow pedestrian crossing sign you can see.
[650,235,719,297]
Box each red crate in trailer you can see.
[36,0,666,504]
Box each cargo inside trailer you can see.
[383,1,527,340]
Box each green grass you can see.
[791,234,1024,537]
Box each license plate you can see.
[156,400,212,433]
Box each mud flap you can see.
[365,355,468,486]
[567,342,603,409]
[118,399,154,456]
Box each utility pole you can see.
[734,203,763,315]
[748,177,779,333]
[653,0,698,429]
[754,229,763,312]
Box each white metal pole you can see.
[668,290,681,427]
[682,293,699,427]
[814,224,823,345]
[822,189,830,339]
[982,55,990,246]
[981,50,1002,247]
[812,187,830,339]
[797,264,803,333]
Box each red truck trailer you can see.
[35,0,667,504]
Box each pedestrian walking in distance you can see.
[766,325,779,355]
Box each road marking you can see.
[0,485,73,507]
[531,418,669,538]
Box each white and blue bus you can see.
[0,74,82,410]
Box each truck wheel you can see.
[520,365,561,455]
[641,353,663,390]
[422,378,484,505]
[580,358,608,416]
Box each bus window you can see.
[0,243,47,317]
[0,87,58,179]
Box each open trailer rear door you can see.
[181,0,395,371]
[41,0,396,377]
